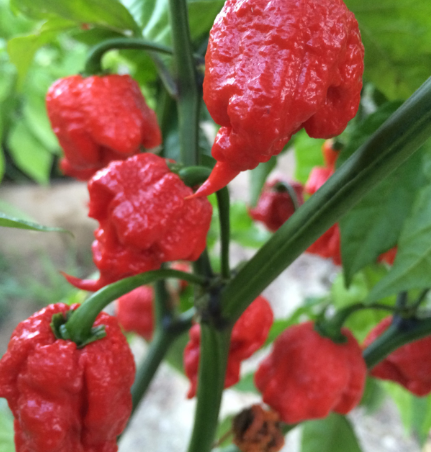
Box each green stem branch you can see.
[187,324,232,452]
[363,316,431,368]
[168,0,200,166]
[63,269,206,345]
[221,77,431,322]
[216,187,231,280]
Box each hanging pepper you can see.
[116,286,154,341]
[0,303,135,452]
[46,74,162,180]
[192,0,364,197]
[184,295,273,398]
[63,153,213,291]
[249,180,304,232]
[364,317,431,396]
[304,163,342,265]
[254,321,366,424]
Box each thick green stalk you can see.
[216,188,231,280]
[363,317,431,368]
[168,0,200,166]
[187,324,232,452]
[221,77,431,322]
[63,269,206,345]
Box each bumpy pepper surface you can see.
[184,296,273,398]
[364,317,431,396]
[194,0,364,196]
[254,321,366,424]
[249,180,304,232]
[64,153,213,291]
[46,74,161,180]
[0,303,135,452]
[116,286,154,341]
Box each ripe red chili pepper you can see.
[248,180,304,232]
[0,303,135,452]
[116,286,154,341]
[46,74,161,180]
[304,166,342,265]
[364,317,431,396]
[63,153,213,291]
[254,321,366,424]
[184,296,273,398]
[193,0,364,197]
[377,247,397,266]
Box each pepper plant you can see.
[2,0,431,451]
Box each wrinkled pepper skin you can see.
[184,296,273,398]
[254,321,366,424]
[194,0,364,196]
[64,153,213,291]
[249,180,304,232]
[364,317,431,396]
[116,286,154,341]
[46,74,161,180]
[0,303,135,452]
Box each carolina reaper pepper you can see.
[116,286,154,341]
[46,74,161,180]
[0,303,135,452]
[64,153,213,291]
[184,295,273,398]
[194,0,364,197]
[364,317,431,396]
[248,180,304,232]
[254,321,366,424]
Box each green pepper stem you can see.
[221,76,431,323]
[216,188,231,280]
[363,316,431,368]
[187,324,232,452]
[130,309,194,416]
[63,269,207,346]
[168,0,200,166]
[83,38,178,97]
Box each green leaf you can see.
[248,156,277,207]
[7,122,52,184]
[367,183,431,302]
[301,413,362,452]
[293,130,325,184]
[11,0,139,34]
[7,18,76,88]
[0,212,71,234]
[215,414,234,448]
[339,102,428,285]
[359,377,385,414]
[346,0,431,100]
[0,400,14,452]
[188,1,224,41]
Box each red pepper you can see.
[116,286,154,341]
[377,247,397,266]
[0,303,135,452]
[254,321,366,423]
[322,139,340,170]
[46,74,161,180]
[364,317,431,396]
[248,180,304,232]
[193,0,364,197]
[63,153,213,291]
[304,166,342,265]
[184,295,273,398]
